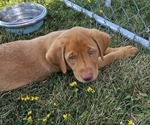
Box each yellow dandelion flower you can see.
[87,0,92,3]
[87,86,95,93]
[46,114,51,118]
[19,95,39,101]
[34,96,39,100]
[62,113,71,119]
[0,3,2,7]
[99,9,103,14]
[128,119,135,125]
[25,95,30,100]
[27,111,32,116]
[69,81,77,87]
[30,96,39,101]
[42,114,51,123]
[27,116,33,123]
[24,98,28,101]
[30,96,35,101]
[42,118,47,122]
[20,97,25,101]
[9,0,13,4]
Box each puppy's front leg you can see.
[98,46,138,69]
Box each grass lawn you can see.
[0,0,150,125]
[71,0,150,40]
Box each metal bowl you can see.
[0,2,47,34]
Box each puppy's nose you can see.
[81,72,93,81]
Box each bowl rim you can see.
[0,2,47,28]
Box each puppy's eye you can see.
[69,54,76,61]
[88,49,95,56]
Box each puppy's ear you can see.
[45,38,67,73]
[89,29,111,60]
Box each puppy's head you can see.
[46,27,110,83]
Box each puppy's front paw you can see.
[119,46,138,58]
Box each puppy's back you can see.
[0,40,48,91]
[0,30,66,91]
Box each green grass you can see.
[72,0,150,40]
[0,0,150,125]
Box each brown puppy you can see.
[0,27,138,92]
